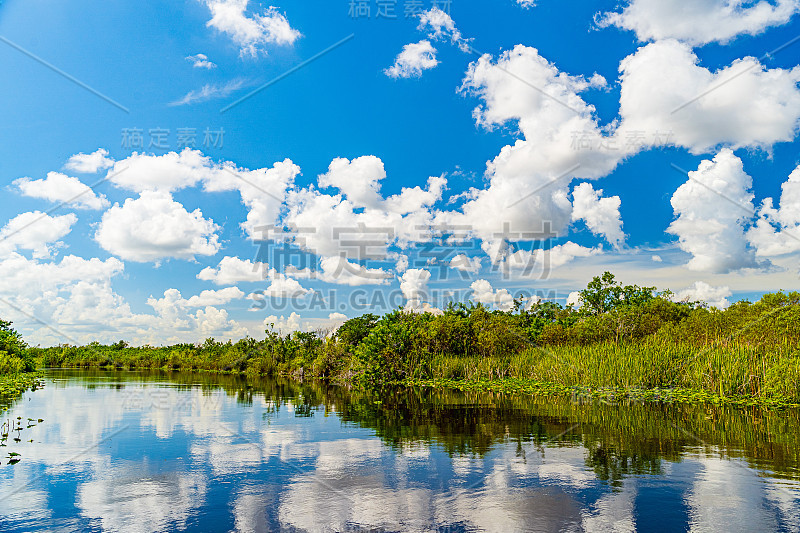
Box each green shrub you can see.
[354,310,434,385]
[335,314,379,348]
[0,351,26,374]
[0,320,32,374]
[468,306,529,358]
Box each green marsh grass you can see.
[17,273,800,407]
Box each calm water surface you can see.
[0,370,799,532]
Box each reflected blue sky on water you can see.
[0,372,798,532]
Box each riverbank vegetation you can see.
[0,319,40,412]
[25,273,800,406]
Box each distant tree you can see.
[579,272,657,315]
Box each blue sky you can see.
[2,0,800,345]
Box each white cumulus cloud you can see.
[566,291,583,307]
[385,40,439,78]
[673,281,732,309]
[198,256,270,285]
[317,156,386,209]
[0,250,257,345]
[504,241,601,275]
[418,7,471,52]
[470,279,515,311]
[147,288,249,337]
[202,157,300,238]
[260,276,311,299]
[264,311,302,333]
[202,0,300,57]
[106,149,223,192]
[597,0,800,46]
[317,256,392,286]
[0,253,127,342]
[399,268,432,311]
[263,311,348,335]
[617,40,800,154]
[439,44,621,249]
[748,164,800,257]
[668,149,758,273]
[15,172,110,210]
[282,159,444,260]
[186,53,217,69]
[64,148,114,173]
[148,287,244,315]
[571,182,625,248]
[185,287,245,307]
[449,253,482,273]
[105,149,299,239]
[0,211,77,259]
[95,190,220,263]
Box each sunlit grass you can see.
[422,340,799,404]
[18,274,800,407]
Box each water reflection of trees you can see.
[53,370,800,483]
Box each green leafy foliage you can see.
[0,320,41,411]
[354,310,434,385]
[335,314,379,347]
[18,273,800,403]
[0,320,33,374]
[578,272,658,315]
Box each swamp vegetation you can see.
[16,273,800,407]
[0,319,40,413]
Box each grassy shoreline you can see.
[17,274,800,408]
[31,354,800,409]
[32,365,798,409]
[415,339,800,408]
[407,378,800,409]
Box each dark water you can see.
[0,370,799,532]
